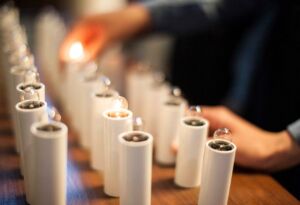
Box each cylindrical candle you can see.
[198,139,237,205]
[78,75,99,149]
[175,117,209,188]
[143,82,169,138]
[90,89,118,171]
[62,63,80,119]
[31,121,68,205]
[16,100,48,204]
[119,131,153,205]
[156,98,186,165]
[15,82,45,176]
[126,69,153,118]
[9,66,36,153]
[103,108,133,197]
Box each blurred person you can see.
[60,0,300,198]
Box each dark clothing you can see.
[144,0,300,198]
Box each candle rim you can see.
[119,131,153,147]
[181,116,209,129]
[103,108,132,120]
[17,82,43,91]
[31,121,67,139]
[93,89,118,98]
[206,139,237,154]
[16,100,46,112]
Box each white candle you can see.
[175,117,209,188]
[31,121,68,205]
[143,82,170,137]
[9,66,37,153]
[119,131,153,205]
[156,97,186,165]
[103,108,133,197]
[15,99,48,204]
[198,138,236,205]
[125,68,153,118]
[90,89,118,171]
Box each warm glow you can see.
[111,96,128,110]
[68,41,84,61]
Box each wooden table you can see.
[0,93,299,205]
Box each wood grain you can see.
[0,92,299,205]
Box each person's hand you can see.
[201,106,300,172]
[59,4,151,64]
[59,16,107,64]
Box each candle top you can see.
[165,98,183,106]
[107,111,129,118]
[37,124,62,132]
[19,100,44,109]
[123,133,149,142]
[20,83,41,90]
[184,119,205,127]
[209,140,234,151]
[96,93,114,98]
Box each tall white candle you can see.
[143,82,169,137]
[90,89,118,171]
[9,66,36,153]
[175,117,208,188]
[15,100,48,204]
[198,138,236,205]
[103,108,133,197]
[119,131,153,205]
[31,121,68,205]
[156,97,186,165]
[126,68,153,118]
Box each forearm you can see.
[143,0,275,35]
[86,4,151,43]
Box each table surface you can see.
[0,92,299,205]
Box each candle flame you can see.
[69,41,84,61]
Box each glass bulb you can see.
[69,41,84,61]
[21,54,35,67]
[187,105,202,117]
[111,96,128,110]
[47,107,62,122]
[213,128,232,142]
[21,87,39,101]
[23,69,39,84]
[133,117,143,131]
[170,87,182,97]
[97,75,111,92]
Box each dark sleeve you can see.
[142,0,275,35]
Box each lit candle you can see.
[68,41,84,62]
[90,80,118,171]
[102,96,132,197]
[61,41,85,122]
